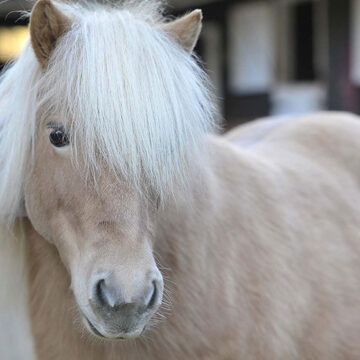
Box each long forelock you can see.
[40,1,217,197]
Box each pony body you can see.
[17,112,360,359]
[1,0,360,359]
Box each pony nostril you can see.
[146,281,157,309]
[95,279,106,306]
[94,277,123,309]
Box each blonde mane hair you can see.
[0,0,218,225]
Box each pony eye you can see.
[49,128,70,147]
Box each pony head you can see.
[0,0,216,340]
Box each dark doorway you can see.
[293,1,315,81]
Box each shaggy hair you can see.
[0,0,218,225]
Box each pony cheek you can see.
[24,204,53,244]
[24,184,54,244]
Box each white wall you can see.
[227,2,276,95]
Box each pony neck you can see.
[154,134,252,272]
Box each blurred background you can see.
[0,0,359,128]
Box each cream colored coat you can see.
[1,0,360,358]
[2,112,360,359]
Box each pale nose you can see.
[94,274,159,315]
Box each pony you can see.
[2,0,360,359]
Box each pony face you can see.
[15,0,208,341]
[25,115,164,340]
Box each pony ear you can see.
[162,10,203,53]
[30,0,71,68]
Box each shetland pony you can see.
[2,0,360,359]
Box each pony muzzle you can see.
[83,270,163,339]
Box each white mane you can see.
[0,0,218,225]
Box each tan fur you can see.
[12,1,360,358]
[162,10,203,52]
[22,111,360,359]
[30,0,71,68]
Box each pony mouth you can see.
[85,317,108,339]
[84,316,142,340]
